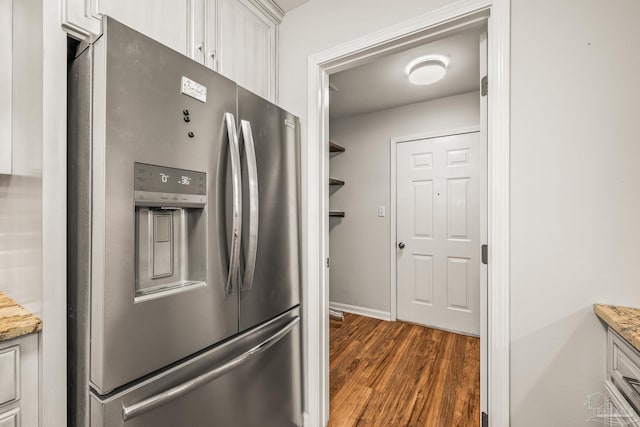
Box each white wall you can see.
[281,0,640,425]
[329,92,479,314]
[510,0,640,425]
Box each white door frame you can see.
[389,125,482,322]
[303,0,510,426]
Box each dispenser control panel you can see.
[134,163,207,207]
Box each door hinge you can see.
[326,257,330,268]
[481,75,488,96]
[481,244,488,265]
[482,411,488,427]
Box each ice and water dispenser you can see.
[134,163,207,301]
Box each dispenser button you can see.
[152,213,173,278]
[155,215,171,243]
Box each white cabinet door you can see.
[0,335,39,427]
[62,0,203,61]
[204,0,218,70]
[99,0,193,56]
[216,0,279,100]
[603,380,640,427]
[62,0,281,98]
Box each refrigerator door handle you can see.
[121,316,300,421]
[224,113,242,295]
[239,120,259,291]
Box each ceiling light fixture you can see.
[405,55,449,86]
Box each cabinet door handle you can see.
[208,50,217,69]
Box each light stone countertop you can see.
[594,304,640,352]
[0,291,42,341]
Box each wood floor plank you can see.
[330,381,374,427]
[329,313,480,427]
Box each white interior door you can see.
[396,131,481,335]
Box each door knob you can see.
[398,242,405,249]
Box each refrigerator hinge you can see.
[482,411,489,427]
[481,75,488,96]
[326,257,330,268]
[481,244,488,265]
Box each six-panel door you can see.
[396,131,481,335]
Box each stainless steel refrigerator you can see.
[68,17,302,427]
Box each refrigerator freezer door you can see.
[91,308,302,427]
[237,88,301,331]
[71,17,241,394]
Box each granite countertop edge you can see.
[594,304,640,352]
[0,291,43,342]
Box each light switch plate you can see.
[377,206,386,217]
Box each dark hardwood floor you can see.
[328,313,480,427]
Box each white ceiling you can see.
[329,26,485,120]
[272,0,309,13]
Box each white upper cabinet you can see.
[98,0,194,57]
[216,0,281,101]
[62,0,283,102]
[62,0,199,59]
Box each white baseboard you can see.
[329,302,391,321]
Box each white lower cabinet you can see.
[605,328,640,427]
[0,335,38,427]
[605,380,639,427]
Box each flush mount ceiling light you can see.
[405,55,449,86]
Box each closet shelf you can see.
[329,141,345,153]
[329,178,345,186]
[329,211,345,218]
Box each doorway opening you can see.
[326,23,486,426]
[302,1,510,426]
